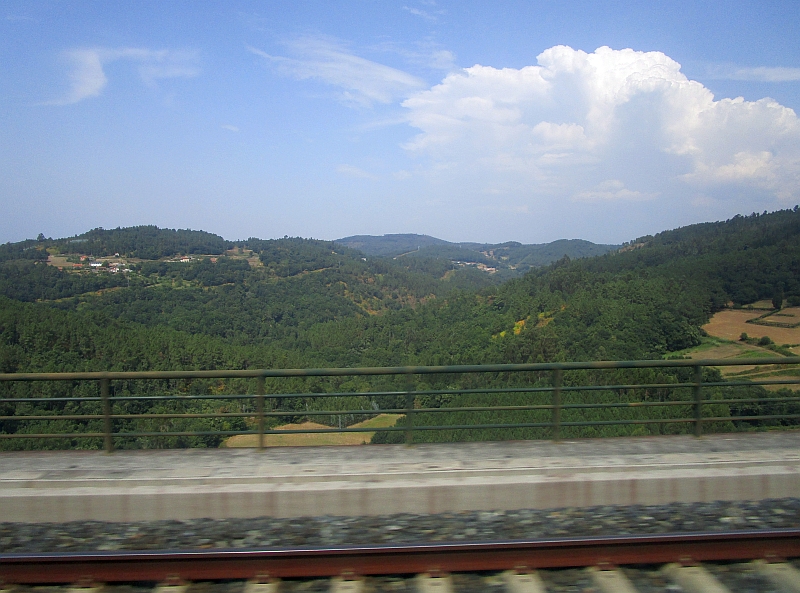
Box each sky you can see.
[2,1,799,245]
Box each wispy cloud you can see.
[54,49,107,104]
[402,1,445,22]
[371,40,456,72]
[702,64,800,82]
[248,37,425,107]
[572,180,657,202]
[46,47,200,105]
[221,124,240,132]
[337,164,376,179]
[6,14,37,22]
[403,6,437,21]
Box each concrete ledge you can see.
[1,433,799,522]
[2,468,800,523]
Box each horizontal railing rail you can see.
[1,357,799,451]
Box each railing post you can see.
[256,376,265,451]
[693,365,703,437]
[405,372,415,446]
[552,368,562,442]
[100,377,113,453]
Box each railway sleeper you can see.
[587,566,639,593]
[662,563,733,593]
[753,559,800,593]
[4,561,800,592]
[500,569,546,593]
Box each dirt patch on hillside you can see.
[223,414,403,448]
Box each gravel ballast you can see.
[1,497,798,553]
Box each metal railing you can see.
[1,357,800,451]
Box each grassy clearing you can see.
[670,335,795,378]
[674,336,771,360]
[222,413,403,448]
[736,350,780,359]
[740,300,775,310]
[46,255,71,267]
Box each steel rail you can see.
[2,356,799,381]
[1,529,798,583]
[2,357,799,451]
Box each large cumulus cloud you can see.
[401,46,800,207]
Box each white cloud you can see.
[249,37,425,107]
[47,47,199,105]
[337,164,375,179]
[221,124,240,132]
[401,45,800,206]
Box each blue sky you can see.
[2,1,799,245]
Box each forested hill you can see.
[0,226,230,262]
[581,208,800,306]
[336,233,619,274]
[2,209,799,367]
[304,208,800,368]
[0,233,498,351]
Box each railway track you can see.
[1,529,799,592]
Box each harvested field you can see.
[703,309,800,345]
[223,413,403,448]
[750,375,800,391]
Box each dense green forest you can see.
[2,209,799,449]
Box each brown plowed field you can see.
[703,310,800,348]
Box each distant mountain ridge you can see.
[336,233,620,272]
[333,234,451,257]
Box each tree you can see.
[772,284,784,310]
